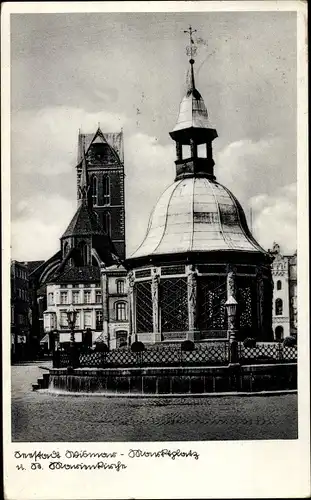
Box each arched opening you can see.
[91,175,98,206]
[103,212,111,236]
[277,280,282,290]
[275,298,283,316]
[78,241,88,266]
[103,175,110,205]
[116,330,128,348]
[115,301,127,321]
[63,241,70,257]
[275,326,284,341]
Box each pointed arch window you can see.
[277,280,282,290]
[63,241,70,257]
[275,298,283,316]
[103,175,110,205]
[103,212,111,236]
[91,175,98,206]
[78,241,88,266]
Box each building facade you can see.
[43,269,129,349]
[42,134,129,350]
[76,128,126,260]
[270,242,297,340]
[10,260,30,358]
[25,127,127,356]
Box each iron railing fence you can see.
[53,342,297,369]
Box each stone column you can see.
[127,270,136,344]
[256,268,264,338]
[227,265,237,299]
[101,266,109,347]
[226,265,238,363]
[176,142,182,161]
[187,265,198,341]
[190,138,197,158]
[151,268,161,343]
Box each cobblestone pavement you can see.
[11,363,298,442]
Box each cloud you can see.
[11,106,128,176]
[124,133,175,256]
[11,194,76,261]
[215,137,296,209]
[250,183,297,254]
[10,114,177,260]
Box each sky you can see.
[10,10,297,261]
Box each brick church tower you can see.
[76,127,126,260]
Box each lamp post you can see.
[66,304,78,369]
[225,295,238,364]
[66,304,77,348]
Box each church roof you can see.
[130,177,267,260]
[52,266,101,284]
[61,204,104,238]
[77,128,124,164]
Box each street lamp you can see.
[225,295,238,364]
[66,304,77,347]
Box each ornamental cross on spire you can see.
[184,25,197,61]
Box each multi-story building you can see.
[10,260,30,358]
[26,127,127,356]
[270,242,297,340]
[76,128,126,260]
[42,134,129,350]
[43,267,129,349]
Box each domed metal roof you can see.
[130,177,266,259]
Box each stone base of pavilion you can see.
[46,362,297,395]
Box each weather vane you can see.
[184,25,197,61]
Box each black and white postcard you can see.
[2,1,309,499]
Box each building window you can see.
[116,280,125,294]
[115,301,127,321]
[63,242,70,257]
[75,311,80,328]
[95,291,102,303]
[277,280,282,290]
[91,175,98,206]
[84,291,91,304]
[60,292,68,304]
[84,311,92,329]
[60,311,68,327]
[103,175,110,205]
[96,310,103,330]
[72,291,80,304]
[103,212,111,236]
[275,298,283,316]
[78,241,88,266]
[48,292,54,305]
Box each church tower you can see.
[76,127,126,260]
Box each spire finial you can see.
[79,148,90,206]
[184,25,197,92]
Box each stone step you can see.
[32,384,40,391]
